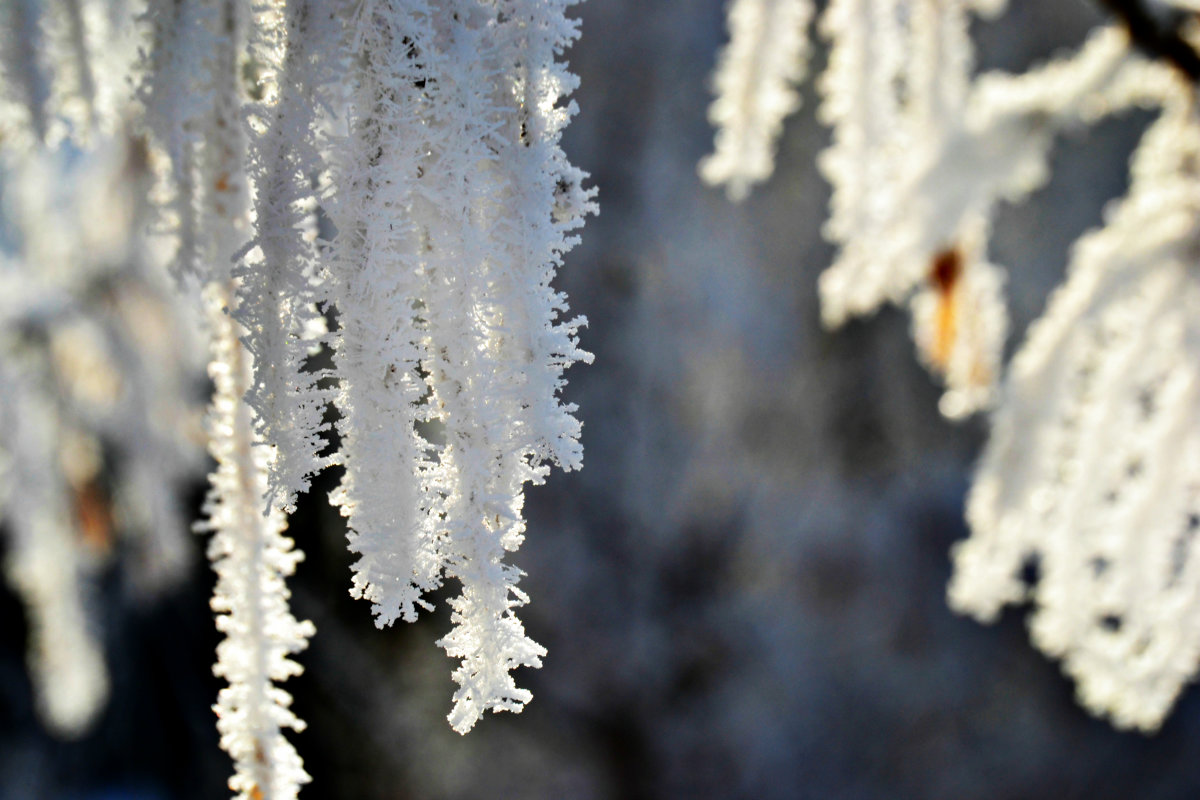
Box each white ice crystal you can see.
[200,283,314,800]
[949,80,1200,731]
[699,0,815,201]
[328,0,594,733]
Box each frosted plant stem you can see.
[700,0,815,200]
[201,282,313,800]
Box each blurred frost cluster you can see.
[703,0,1200,732]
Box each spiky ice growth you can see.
[0,134,205,736]
[699,0,815,201]
[327,0,594,733]
[200,283,314,799]
[232,0,340,515]
[949,70,1200,732]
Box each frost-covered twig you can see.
[327,0,593,732]
[0,135,206,734]
[949,73,1200,731]
[699,0,815,201]
[233,0,341,514]
[200,282,314,800]
[325,0,446,630]
[820,20,1149,416]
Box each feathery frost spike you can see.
[0,361,109,737]
[234,0,341,514]
[134,0,224,278]
[0,0,141,152]
[949,85,1200,732]
[328,0,592,731]
[0,0,51,147]
[699,0,815,201]
[419,0,591,734]
[326,0,445,628]
[815,0,904,323]
[0,139,205,733]
[192,0,252,280]
[818,0,977,325]
[201,283,313,799]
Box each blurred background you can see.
[5,1,1200,798]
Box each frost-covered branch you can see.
[329,0,594,733]
[1,0,595,776]
[325,0,447,630]
[0,133,206,735]
[233,0,341,514]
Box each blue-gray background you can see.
[4,1,1200,798]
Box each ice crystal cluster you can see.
[704,0,1200,731]
[0,0,592,796]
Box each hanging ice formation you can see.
[0,0,593,795]
[702,0,1200,731]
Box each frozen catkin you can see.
[950,74,1200,732]
[699,0,815,201]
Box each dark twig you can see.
[1096,0,1200,82]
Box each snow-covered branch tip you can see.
[200,282,314,799]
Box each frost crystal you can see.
[700,0,815,201]
[950,80,1200,731]
[201,283,314,799]
[330,0,594,733]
